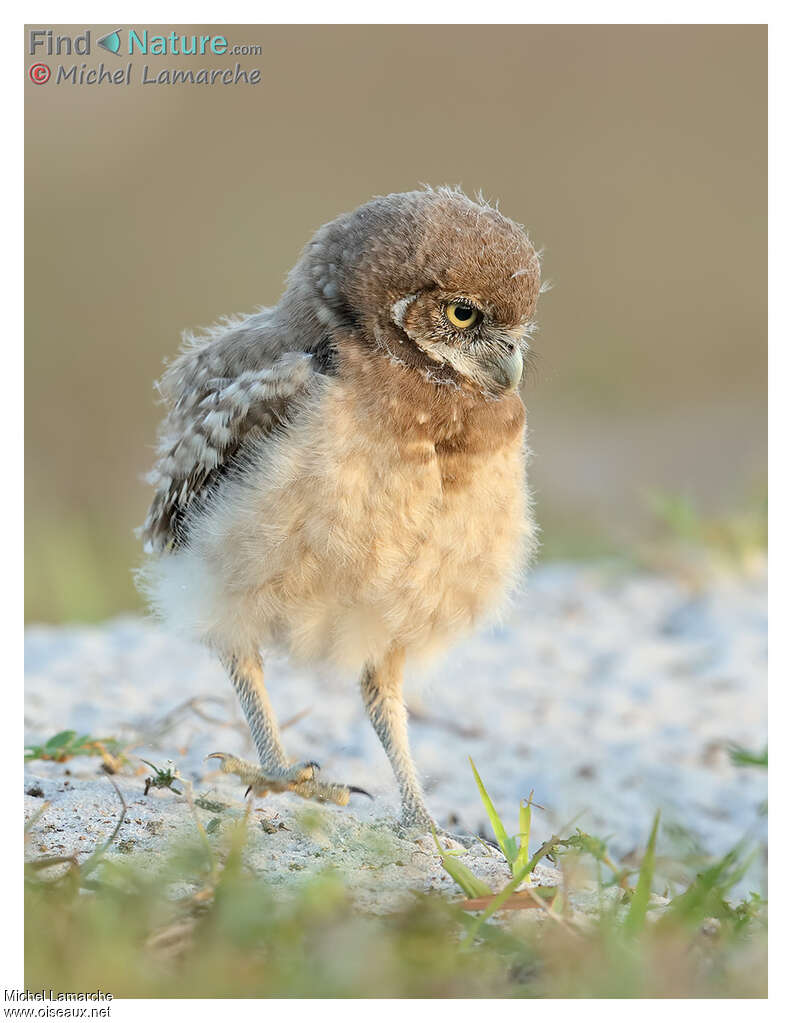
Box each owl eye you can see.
[444,301,481,330]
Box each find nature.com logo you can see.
[28,27,263,86]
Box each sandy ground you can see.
[24,562,767,906]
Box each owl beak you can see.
[487,345,523,392]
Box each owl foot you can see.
[206,752,372,807]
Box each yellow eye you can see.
[444,302,481,330]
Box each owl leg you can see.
[208,651,370,805]
[360,648,433,831]
[222,651,311,779]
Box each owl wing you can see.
[141,313,326,553]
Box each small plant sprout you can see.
[141,759,183,796]
[468,757,541,878]
[25,730,124,768]
[143,760,217,876]
[553,827,624,885]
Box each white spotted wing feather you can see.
[141,312,318,552]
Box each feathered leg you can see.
[208,651,369,807]
[221,652,296,774]
[360,648,432,830]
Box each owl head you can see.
[284,188,542,398]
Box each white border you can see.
[13,6,783,1017]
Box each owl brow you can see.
[391,293,418,328]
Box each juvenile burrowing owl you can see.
[139,187,542,835]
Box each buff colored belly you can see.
[162,378,534,670]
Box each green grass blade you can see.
[432,826,493,899]
[728,744,768,769]
[502,836,519,862]
[662,842,755,929]
[624,810,660,936]
[513,795,533,875]
[469,757,512,864]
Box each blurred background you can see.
[25,24,767,623]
